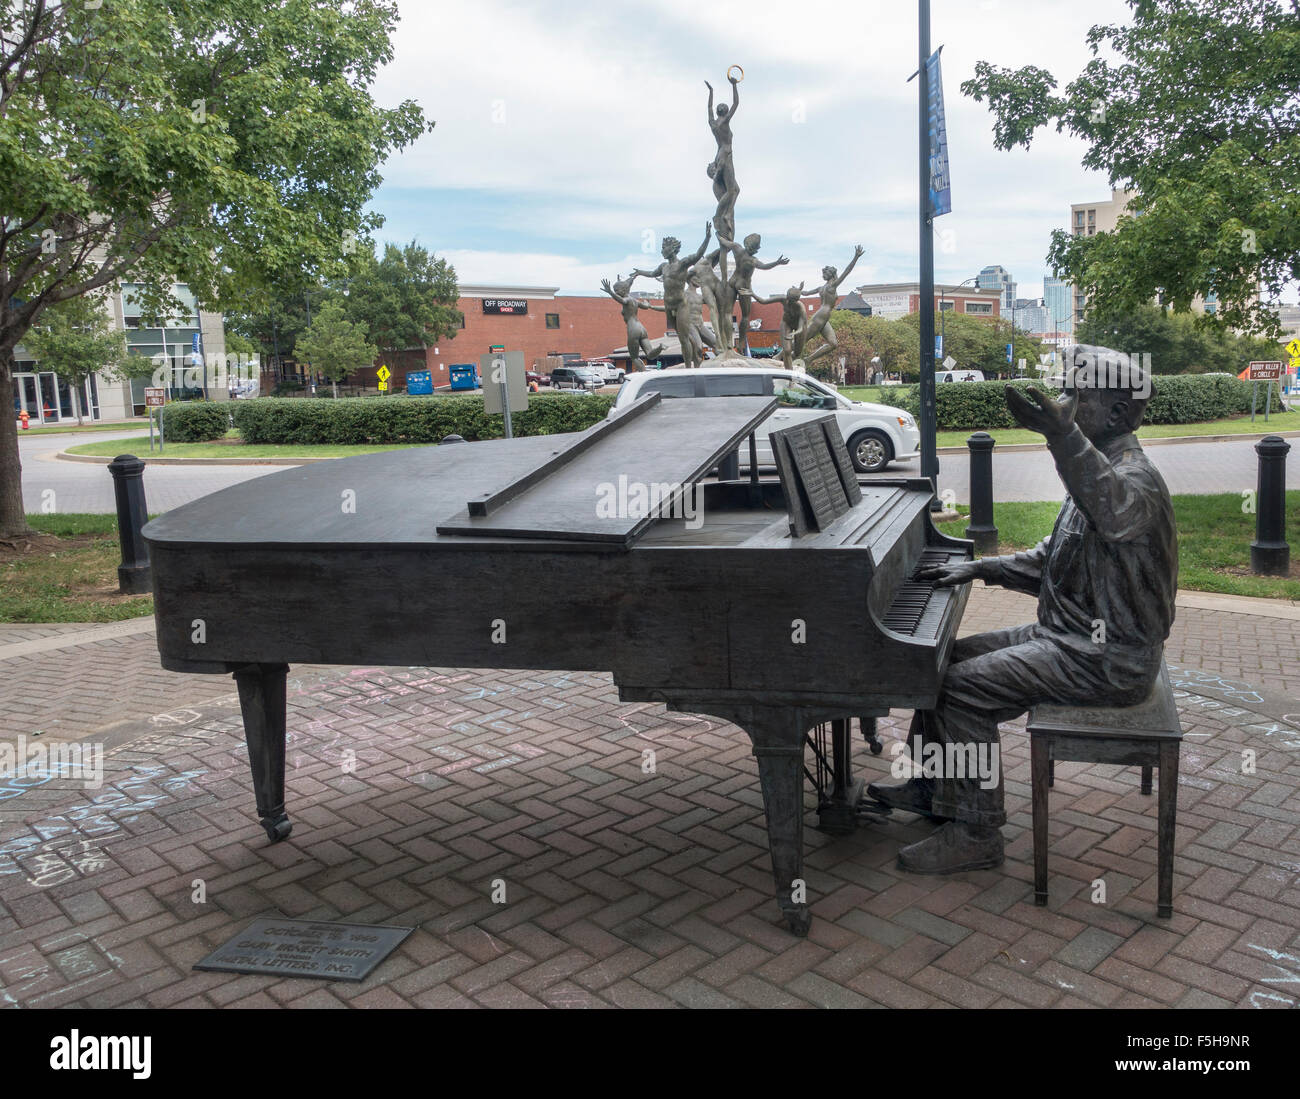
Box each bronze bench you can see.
[1026,662,1182,918]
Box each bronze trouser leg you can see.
[233,663,292,842]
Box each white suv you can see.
[610,366,919,473]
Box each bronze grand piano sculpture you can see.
[144,393,973,935]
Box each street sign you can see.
[481,350,529,438]
[1248,361,1283,380]
[377,380,388,391]
[144,387,166,408]
[376,364,392,383]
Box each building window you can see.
[458,314,466,329]
[964,302,993,315]
[1075,211,1084,226]
[938,300,955,312]
[545,313,560,329]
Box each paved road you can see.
[929,433,1288,505]
[17,426,1290,515]
[18,429,280,514]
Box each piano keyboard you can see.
[881,549,969,640]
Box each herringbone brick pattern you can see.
[1,587,1297,1008]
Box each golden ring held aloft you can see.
[727,65,744,82]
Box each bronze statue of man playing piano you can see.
[869,346,1178,874]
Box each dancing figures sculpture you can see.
[752,283,807,371]
[633,224,713,369]
[716,229,788,356]
[803,245,866,366]
[600,275,666,373]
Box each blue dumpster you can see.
[449,363,478,391]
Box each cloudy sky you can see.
[366,0,1136,302]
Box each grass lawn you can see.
[1,514,153,623]
[65,429,422,460]
[938,492,1300,601]
[19,419,152,435]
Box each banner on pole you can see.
[926,49,951,217]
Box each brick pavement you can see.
[1,586,1297,1009]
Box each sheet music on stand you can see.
[770,415,863,537]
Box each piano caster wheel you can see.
[868,738,883,756]
[261,815,292,843]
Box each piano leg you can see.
[232,662,292,843]
[744,710,814,937]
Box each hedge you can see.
[229,392,616,445]
[158,400,231,442]
[870,374,1281,430]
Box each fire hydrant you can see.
[19,410,29,430]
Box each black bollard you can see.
[108,455,151,594]
[1250,435,1290,576]
[965,432,998,554]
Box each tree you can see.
[962,0,1299,336]
[0,1,431,537]
[293,300,378,399]
[897,312,1038,377]
[1078,305,1286,374]
[343,241,461,367]
[804,311,913,384]
[20,293,128,424]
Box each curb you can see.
[54,426,1300,467]
[56,451,332,466]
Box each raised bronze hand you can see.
[1005,385,1078,439]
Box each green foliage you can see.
[0,0,431,535]
[1077,306,1286,374]
[160,401,232,443]
[804,311,913,382]
[293,300,378,390]
[962,0,1299,335]
[896,312,1040,379]
[883,374,1274,430]
[231,393,616,445]
[344,242,461,361]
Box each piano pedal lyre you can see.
[805,717,889,836]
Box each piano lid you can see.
[435,393,777,547]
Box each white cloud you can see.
[374,0,1133,296]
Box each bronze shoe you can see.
[897,821,1004,875]
[865,777,952,821]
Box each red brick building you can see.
[344,283,904,391]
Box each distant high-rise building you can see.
[1043,276,1074,335]
[1015,301,1051,335]
[977,265,1016,312]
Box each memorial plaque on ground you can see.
[193,918,413,982]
